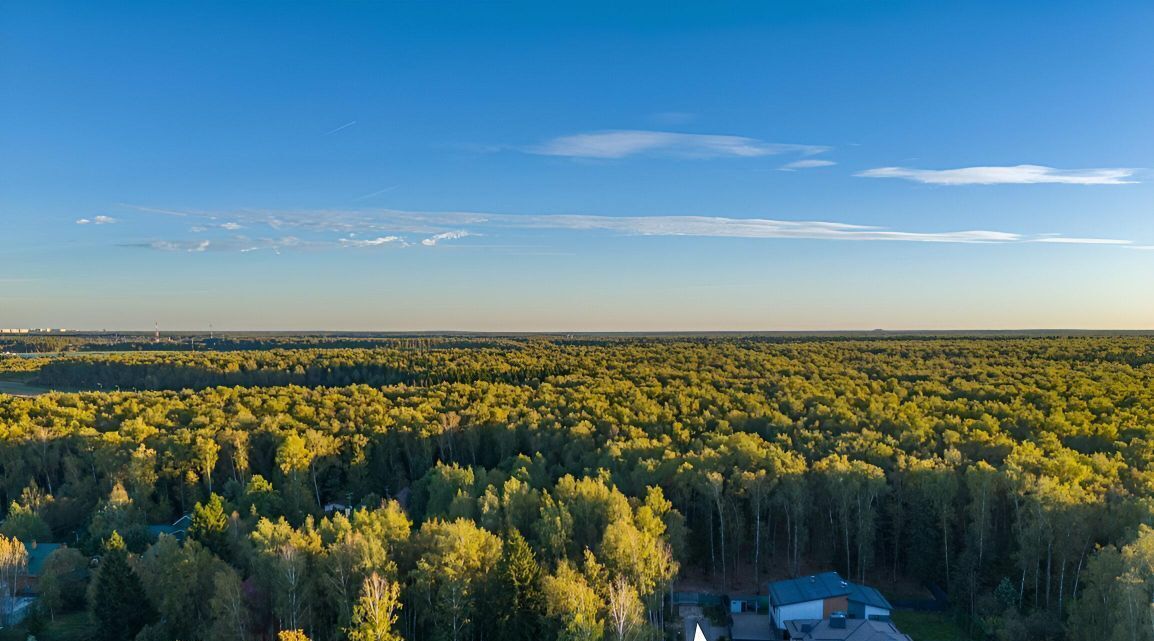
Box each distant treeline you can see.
[1,337,1154,641]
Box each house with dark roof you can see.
[767,572,893,632]
[20,541,63,593]
[147,514,191,541]
[785,612,912,641]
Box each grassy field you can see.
[0,612,96,641]
[891,611,975,641]
[0,378,50,396]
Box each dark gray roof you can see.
[24,542,62,576]
[846,583,892,611]
[683,617,724,641]
[785,618,912,641]
[767,572,891,611]
[768,572,852,606]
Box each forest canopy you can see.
[1,336,1153,641]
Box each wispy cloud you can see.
[75,215,118,225]
[106,198,1153,256]
[325,120,357,135]
[119,207,1147,252]
[148,239,211,252]
[120,204,197,217]
[1030,237,1133,245]
[354,185,400,201]
[132,237,312,254]
[493,214,1018,243]
[529,130,829,159]
[339,236,404,248]
[779,159,837,171]
[421,230,473,246]
[857,164,1138,185]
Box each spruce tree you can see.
[493,529,545,641]
[91,532,156,641]
[189,493,231,558]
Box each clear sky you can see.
[2,1,1152,331]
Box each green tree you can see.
[38,546,88,620]
[488,529,545,641]
[1,500,52,543]
[137,536,225,641]
[189,493,231,558]
[90,532,156,641]
[410,518,501,641]
[208,566,250,641]
[542,561,605,641]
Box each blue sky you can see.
[2,1,1152,331]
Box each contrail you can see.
[354,185,399,201]
[325,120,357,135]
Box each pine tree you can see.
[91,532,156,641]
[492,529,545,641]
[190,493,231,558]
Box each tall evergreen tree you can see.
[91,532,156,641]
[491,529,546,641]
[190,493,231,558]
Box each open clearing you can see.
[891,611,974,641]
[0,378,51,396]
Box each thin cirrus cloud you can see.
[528,130,829,159]
[120,206,1140,252]
[1030,237,1133,245]
[132,237,314,254]
[75,215,118,225]
[421,231,473,246]
[779,159,838,171]
[857,164,1138,185]
[339,236,404,248]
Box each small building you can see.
[147,514,192,541]
[729,594,768,614]
[22,541,63,593]
[323,502,351,515]
[785,612,912,641]
[767,572,893,631]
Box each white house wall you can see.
[864,605,890,619]
[773,601,824,628]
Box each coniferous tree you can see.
[489,529,545,641]
[91,532,156,641]
[190,493,231,558]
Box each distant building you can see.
[785,612,912,641]
[21,541,63,593]
[767,572,893,631]
[147,514,192,541]
[323,502,351,515]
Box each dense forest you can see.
[1,337,1153,641]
